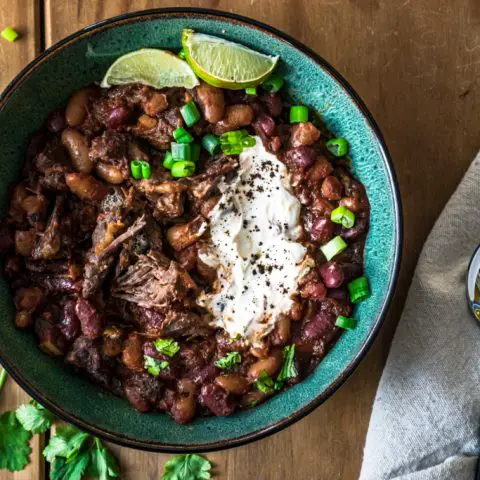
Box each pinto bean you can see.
[46,109,67,133]
[143,92,168,117]
[65,173,108,202]
[212,104,255,134]
[308,156,333,182]
[15,310,33,329]
[178,378,197,395]
[196,82,225,123]
[248,349,283,379]
[250,344,270,359]
[95,163,125,184]
[215,374,250,394]
[122,332,144,372]
[271,314,291,346]
[339,196,362,213]
[166,215,207,251]
[171,395,196,424]
[321,175,343,200]
[65,88,91,126]
[14,287,44,312]
[61,128,93,173]
[103,326,124,357]
[290,122,321,147]
[15,229,36,256]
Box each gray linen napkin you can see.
[359,153,480,480]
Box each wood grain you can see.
[17,0,480,478]
[0,1,43,479]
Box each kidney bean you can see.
[248,349,283,379]
[66,173,108,202]
[212,104,254,134]
[103,326,124,357]
[75,298,104,340]
[283,146,316,169]
[340,216,368,240]
[319,261,344,288]
[15,311,32,329]
[171,395,196,424]
[15,230,36,256]
[290,122,321,147]
[328,287,349,304]
[14,287,44,312]
[95,162,125,184]
[200,383,235,416]
[191,364,219,385]
[61,128,93,173]
[46,109,67,133]
[122,332,144,372]
[321,175,343,200]
[240,390,268,408]
[302,309,337,341]
[196,82,225,123]
[65,88,91,127]
[107,106,132,130]
[309,216,334,243]
[308,156,333,183]
[300,280,327,301]
[271,314,291,346]
[58,300,80,342]
[253,114,275,137]
[262,92,283,117]
[215,374,250,394]
[290,301,304,321]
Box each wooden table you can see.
[1,1,479,479]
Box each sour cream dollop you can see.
[198,138,308,346]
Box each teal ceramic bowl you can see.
[0,8,402,451]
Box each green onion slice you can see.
[163,151,175,170]
[178,48,186,60]
[245,87,257,95]
[331,206,356,228]
[141,162,151,179]
[171,143,192,161]
[171,161,196,178]
[348,276,370,304]
[130,160,142,179]
[1,27,19,43]
[326,137,349,157]
[202,134,221,155]
[173,127,194,144]
[320,235,347,261]
[290,105,309,123]
[335,316,357,330]
[262,74,284,93]
[180,100,201,127]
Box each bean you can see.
[65,88,91,127]
[318,261,344,288]
[290,122,321,147]
[321,175,343,200]
[271,314,291,346]
[122,332,144,372]
[328,287,349,304]
[303,310,336,341]
[137,114,157,130]
[61,128,93,173]
[309,216,334,243]
[46,109,67,133]
[196,82,225,123]
[178,378,197,395]
[339,196,362,213]
[213,104,254,134]
[290,301,304,321]
[171,395,196,424]
[65,173,108,202]
[95,162,125,184]
[341,216,368,240]
[250,345,270,358]
[107,106,132,130]
[248,349,283,379]
[262,92,283,117]
[15,230,36,256]
[311,197,334,216]
[215,374,250,394]
[308,156,333,182]
[283,146,316,169]
[103,326,124,357]
[300,280,327,301]
[15,310,32,329]
[200,383,235,416]
[254,114,276,137]
[59,300,80,342]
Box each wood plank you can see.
[44,1,480,479]
[0,1,43,479]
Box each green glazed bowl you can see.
[0,8,402,451]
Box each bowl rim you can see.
[0,7,403,452]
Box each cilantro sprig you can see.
[162,454,212,480]
[144,355,169,377]
[153,338,181,358]
[215,352,241,370]
[16,400,54,434]
[0,412,32,472]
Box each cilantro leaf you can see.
[153,339,180,358]
[276,345,298,382]
[87,439,120,480]
[16,401,54,434]
[215,352,241,370]
[144,355,169,377]
[0,411,32,472]
[162,454,212,480]
[43,425,89,464]
[50,451,90,480]
[254,371,277,394]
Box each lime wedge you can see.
[182,29,279,90]
[101,48,199,89]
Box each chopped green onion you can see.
[171,143,192,161]
[245,87,257,95]
[178,48,186,60]
[242,136,256,148]
[320,235,347,261]
[262,74,284,93]
[331,206,356,228]
[1,27,19,43]
[141,162,151,179]
[171,161,196,178]
[326,137,349,157]
[219,130,250,144]
[290,105,309,123]
[180,100,201,127]
[173,127,194,144]
[335,316,357,330]
[348,276,370,304]
[130,160,142,179]
[219,130,256,155]
[163,151,175,170]
[191,144,201,162]
[202,134,221,155]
